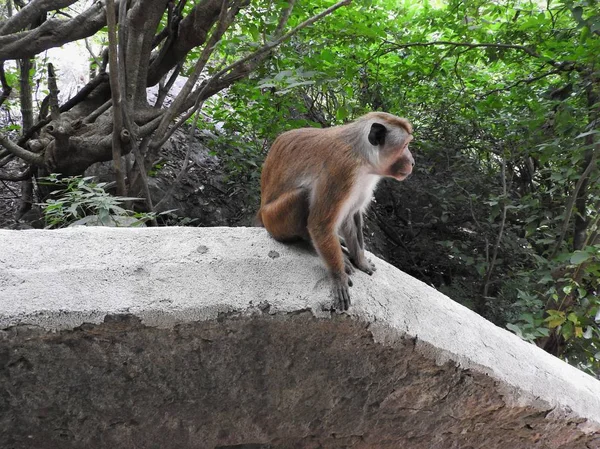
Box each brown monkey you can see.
[257,112,414,310]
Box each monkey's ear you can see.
[368,123,387,146]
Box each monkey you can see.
[257,112,414,311]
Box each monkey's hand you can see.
[332,272,352,311]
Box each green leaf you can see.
[506,323,523,338]
[570,251,591,265]
[336,106,348,121]
[567,312,578,324]
[320,49,334,63]
[545,310,566,328]
[571,6,584,26]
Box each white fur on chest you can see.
[336,172,381,229]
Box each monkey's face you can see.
[382,140,414,181]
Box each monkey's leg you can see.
[339,212,376,275]
[340,245,356,275]
[353,211,376,273]
[261,188,310,242]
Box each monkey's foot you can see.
[354,258,376,276]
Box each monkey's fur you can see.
[257,112,414,310]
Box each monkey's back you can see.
[260,127,358,205]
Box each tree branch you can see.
[106,0,126,196]
[380,40,582,73]
[59,71,109,113]
[0,62,12,108]
[274,0,297,37]
[0,0,77,35]
[147,0,351,176]
[0,1,106,60]
[153,102,204,212]
[0,134,44,165]
[154,63,182,109]
[211,0,352,87]
[483,155,509,299]
[551,147,598,258]
[384,40,541,56]
[146,0,223,86]
[47,63,60,120]
[478,69,563,98]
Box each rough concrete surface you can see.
[0,226,599,449]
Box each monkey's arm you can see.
[309,221,352,310]
[339,212,376,275]
[307,187,353,311]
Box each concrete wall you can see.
[1,227,599,448]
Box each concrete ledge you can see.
[1,227,599,448]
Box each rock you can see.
[0,227,599,448]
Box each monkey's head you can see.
[365,115,415,181]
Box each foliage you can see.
[0,0,349,190]
[38,175,157,228]
[204,0,600,373]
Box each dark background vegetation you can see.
[0,0,598,375]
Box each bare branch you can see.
[274,0,297,37]
[0,62,12,107]
[147,0,224,86]
[83,99,112,125]
[60,72,109,113]
[551,147,599,258]
[17,57,34,132]
[478,69,563,98]
[11,72,109,148]
[84,37,102,75]
[0,0,77,35]
[0,134,44,165]
[124,0,176,107]
[129,135,156,218]
[117,0,129,116]
[0,152,14,168]
[154,64,182,109]
[483,155,509,299]
[47,63,60,120]
[153,102,204,212]
[106,0,126,196]
[380,40,582,73]
[0,1,106,60]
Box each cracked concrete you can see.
[0,227,599,448]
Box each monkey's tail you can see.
[254,209,264,227]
